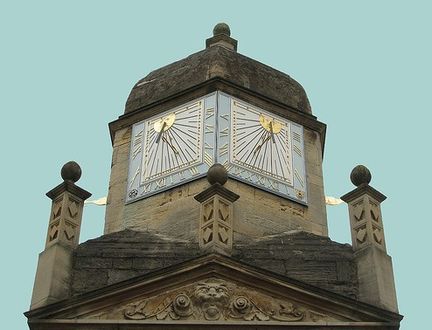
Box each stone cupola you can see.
[105,23,328,239]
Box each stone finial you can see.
[213,23,231,36]
[195,164,239,255]
[61,161,82,182]
[207,163,228,185]
[341,165,398,312]
[30,162,91,309]
[350,165,371,186]
[206,23,238,51]
[46,161,91,248]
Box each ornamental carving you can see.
[48,221,59,242]
[123,278,329,322]
[199,196,233,251]
[51,200,62,220]
[352,202,364,221]
[68,200,79,218]
[370,205,380,222]
[373,226,383,244]
[355,225,367,244]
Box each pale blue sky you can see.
[1,1,430,328]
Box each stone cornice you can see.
[194,183,240,203]
[340,183,386,203]
[46,181,92,201]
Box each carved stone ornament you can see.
[121,278,332,323]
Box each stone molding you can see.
[194,183,240,203]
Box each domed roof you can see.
[125,25,312,115]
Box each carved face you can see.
[194,281,229,304]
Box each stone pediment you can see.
[26,254,401,329]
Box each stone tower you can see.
[26,24,403,329]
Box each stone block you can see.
[30,244,74,309]
[355,246,398,312]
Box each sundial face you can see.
[126,92,307,204]
[217,94,307,204]
[230,102,294,186]
[126,94,217,202]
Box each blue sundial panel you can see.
[126,92,307,205]
[126,93,217,203]
[216,93,308,205]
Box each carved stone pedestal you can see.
[195,183,239,255]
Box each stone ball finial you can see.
[61,161,82,183]
[207,163,228,185]
[213,23,231,36]
[350,165,372,187]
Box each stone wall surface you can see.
[104,125,328,238]
[71,230,357,299]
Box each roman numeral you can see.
[204,152,213,167]
[178,170,186,181]
[129,168,140,188]
[268,179,280,191]
[219,143,228,156]
[205,124,214,134]
[132,130,144,159]
[220,160,232,171]
[134,130,143,143]
[293,132,301,143]
[132,145,142,159]
[256,174,266,186]
[142,183,152,193]
[189,166,199,176]
[220,114,229,121]
[294,168,304,187]
[204,142,213,150]
[205,107,215,119]
[155,178,166,188]
[293,145,302,157]
[220,127,229,137]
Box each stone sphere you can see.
[350,165,371,186]
[61,161,82,182]
[207,163,228,185]
[213,23,231,36]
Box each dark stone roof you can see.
[125,45,312,115]
[71,230,357,299]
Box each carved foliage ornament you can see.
[123,279,329,322]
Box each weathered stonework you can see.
[104,125,328,239]
[342,178,398,312]
[70,229,357,299]
[27,254,402,330]
[31,176,91,309]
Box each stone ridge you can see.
[125,45,312,115]
[71,230,357,299]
